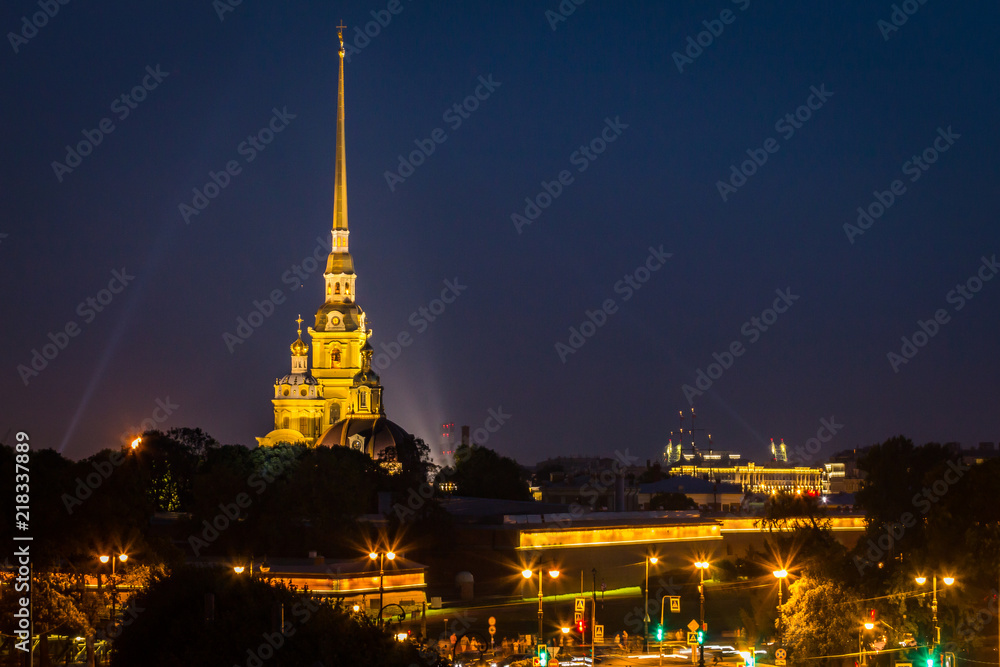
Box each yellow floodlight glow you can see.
[865,622,874,630]
[522,569,533,579]
[549,570,560,578]
[99,555,110,564]
[650,557,658,564]
[130,437,141,450]
[915,576,927,585]
[561,627,570,634]
[386,552,396,561]
[943,577,955,586]
[233,566,245,574]
[118,554,128,563]
[370,552,378,560]
[773,569,788,579]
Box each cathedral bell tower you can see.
[258,24,405,456]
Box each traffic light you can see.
[697,630,705,645]
[577,619,586,634]
[747,652,755,667]
[655,625,664,642]
[538,645,548,666]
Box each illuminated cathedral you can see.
[256,26,409,457]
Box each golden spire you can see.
[290,314,309,356]
[333,21,348,232]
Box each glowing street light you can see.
[773,569,789,646]
[369,549,397,620]
[644,556,660,652]
[523,566,560,645]
[130,436,141,450]
[916,574,956,650]
[694,561,711,667]
[233,566,245,574]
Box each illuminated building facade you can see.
[257,27,408,457]
[669,461,826,493]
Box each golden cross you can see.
[296,314,303,333]
[337,21,346,48]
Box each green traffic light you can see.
[697,630,704,645]
[656,625,664,641]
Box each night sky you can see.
[3,1,999,466]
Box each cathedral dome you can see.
[315,416,410,459]
[290,337,308,356]
[277,372,318,386]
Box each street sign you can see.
[489,626,496,635]
[687,620,700,632]
[670,596,681,612]
[776,649,787,660]
[776,660,786,666]
[575,598,586,612]
[897,663,912,667]
[595,625,604,642]
[574,611,583,622]
[687,632,698,646]
[488,616,496,626]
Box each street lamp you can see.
[523,567,560,645]
[695,561,711,667]
[916,574,955,651]
[98,553,128,664]
[233,566,245,574]
[773,570,788,646]
[644,557,659,652]
[369,550,396,620]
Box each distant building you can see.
[668,460,826,493]
[638,475,743,512]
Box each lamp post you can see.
[644,557,659,652]
[523,567,560,645]
[773,570,788,646]
[369,550,396,620]
[99,553,128,665]
[916,575,955,652]
[695,561,710,667]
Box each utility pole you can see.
[591,568,597,662]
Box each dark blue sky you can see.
[3,1,998,465]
